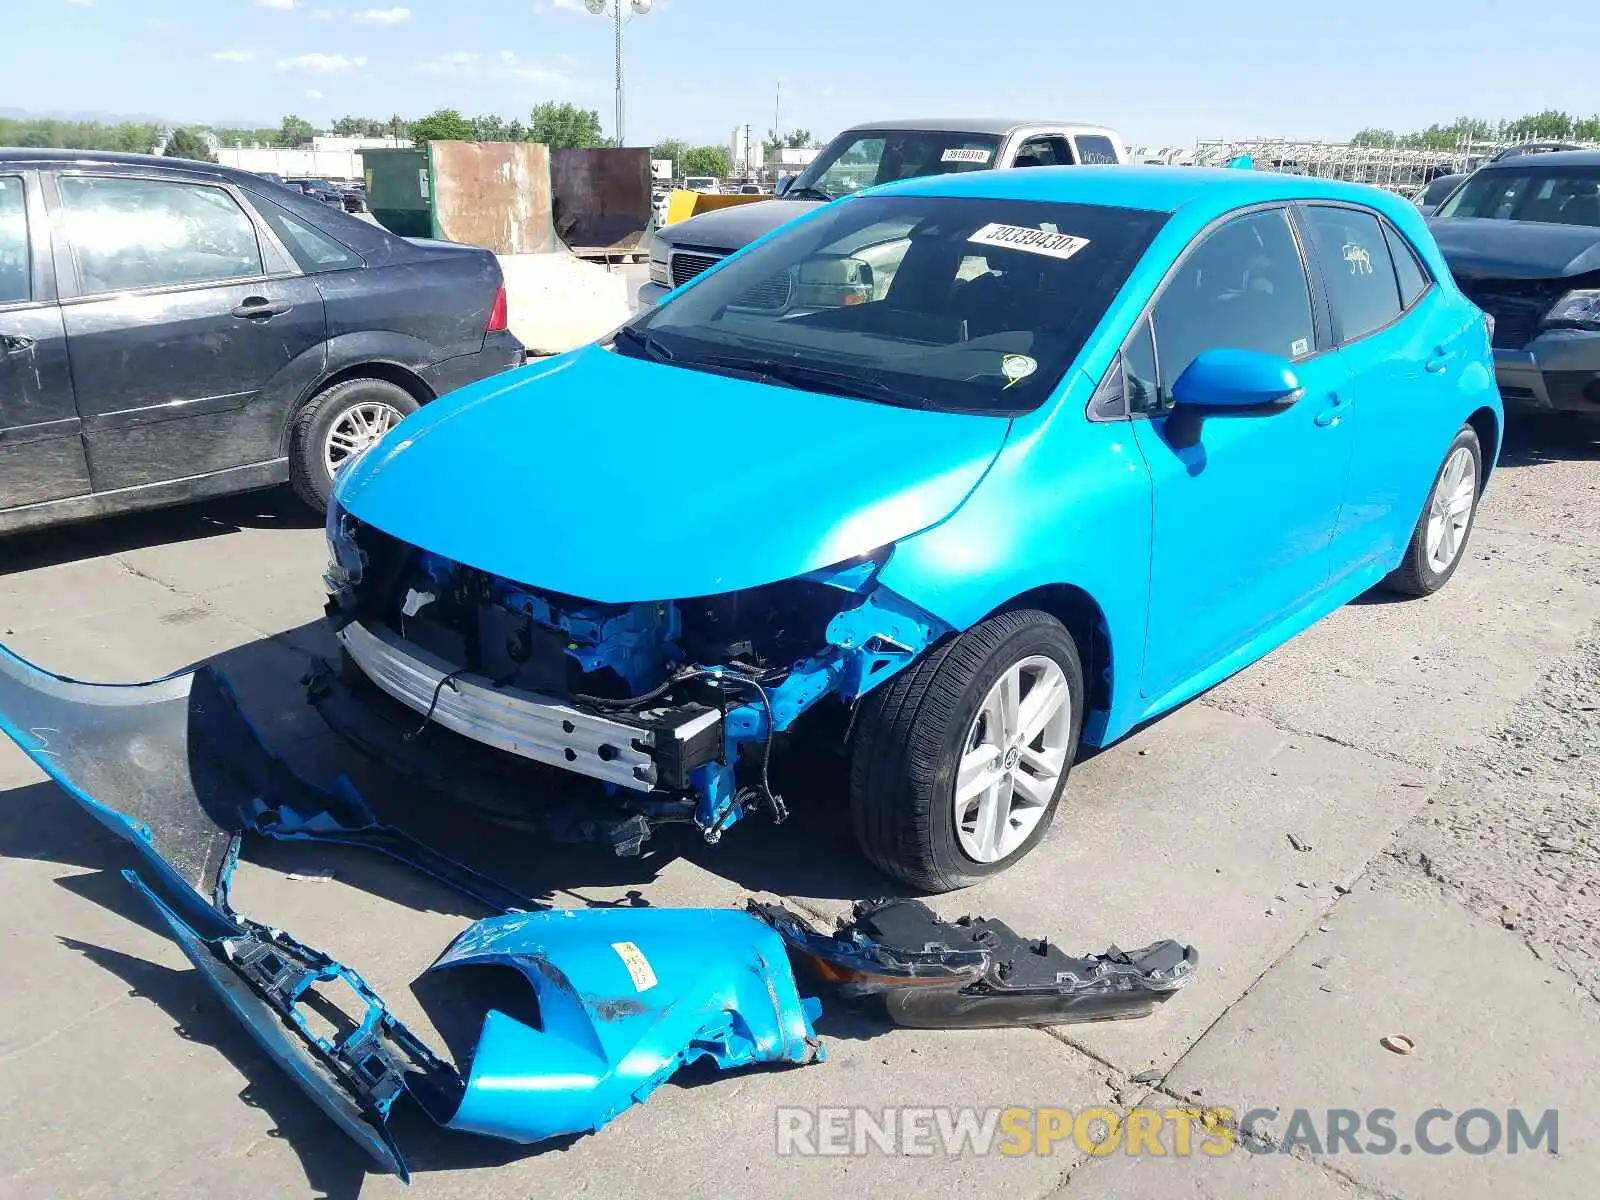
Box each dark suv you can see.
[0,150,524,534]
[1429,149,1600,415]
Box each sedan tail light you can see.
[486,284,508,333]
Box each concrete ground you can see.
[0,417,1596,1200]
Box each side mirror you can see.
[1170,348,1302,415]
[1164,349,1302,448]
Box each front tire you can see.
[289,378,419,511]
[1384,424,1482,597]
[849,609,1084,892]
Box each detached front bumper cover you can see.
[0,642,822,1181]
[752,898,1198,1028]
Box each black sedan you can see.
[0,150,524,534]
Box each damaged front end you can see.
[0,643,822,1181]
[316,505,949,851]
[752,899,1198,1028]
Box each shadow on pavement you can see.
[1496,412,1600,468]
[59,936,374,1199]
[2,485,320,574]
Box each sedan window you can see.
[1303,206,1403,342]
[58,175,264,295]
[0,176,27,304]
[252,194,361,273]
[1150,208,1315,402]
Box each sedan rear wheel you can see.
[289,378,420,511]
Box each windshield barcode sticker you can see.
[969,223,1091,261]
[611,941,658,992]
[941,147,993,164]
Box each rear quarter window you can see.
[1302,205,1403,342]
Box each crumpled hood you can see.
[1428,217,1600,280]
[654,197,824,250]
[335,345,1010,601]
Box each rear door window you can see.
[1302,206,1402,342]
[1150,207,1316,402]
[1073,134,1120,165]
[57,175,264,295]
[0,175,27,304]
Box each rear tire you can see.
[289,378,419,512]
[1384,424,1482,597]
[848,609,1084,892]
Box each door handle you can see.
[231,298,292,320]
[1424,355,1452,374]
[2,333,35,355]
[1313,394,1347,428]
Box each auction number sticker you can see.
[942,147,993,164]
[969,223,1090,261]
[611,941,658,992]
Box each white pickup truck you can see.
[639,117,1128,307]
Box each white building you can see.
[213,136,409,181]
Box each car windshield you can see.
[788,131,1005,200]
[1435,167,1600,227]
[627,193,1166,415]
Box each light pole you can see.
[583,0,652,148]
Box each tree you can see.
[387,113,409,140]
[331,115,391,138]
[277,115,316,149]
[506,118,527,141]
[681,144,731,178]
[470,114,508,141]
[527,101,607,149]
[163,128,216,163]
[409,108,474,145]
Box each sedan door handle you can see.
[232,298,292,320]
[1,333,35,355]
[1313,394,1348,428]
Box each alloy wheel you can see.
[323,401,402,480]
[952,654,1073,864]
[1424,445,1476,574]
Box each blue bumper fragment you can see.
[429,907,824,1144]
[0,641,825,1179]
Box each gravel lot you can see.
[0,414,1596,1200]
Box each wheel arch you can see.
[281,360,435,455]
[980,583,1116,737]
[1464,405,1500,485]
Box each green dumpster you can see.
[360,148,432,238]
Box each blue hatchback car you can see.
[316,166,1500,891]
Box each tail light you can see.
[486,284,508,333]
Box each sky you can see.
[3,0,1597,150]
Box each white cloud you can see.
[307,89,326,100]
[277,52,368,72]
[418,49,572,89]
[211,49,257,63]
[257,0,300,9]
[356,6,410,22]
[65,0,95,8]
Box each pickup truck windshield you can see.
[1436,167,1600,227]
[790,131,1005,201]
[627,194,1166,415]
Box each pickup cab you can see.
[639,118,1127,308]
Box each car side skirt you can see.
[0,458,289,536]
